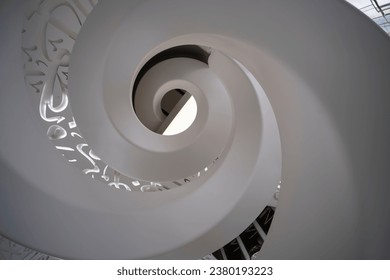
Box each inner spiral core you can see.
[132,45,209,135]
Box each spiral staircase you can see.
[0,0,389,260]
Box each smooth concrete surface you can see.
[0,0,389,259]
